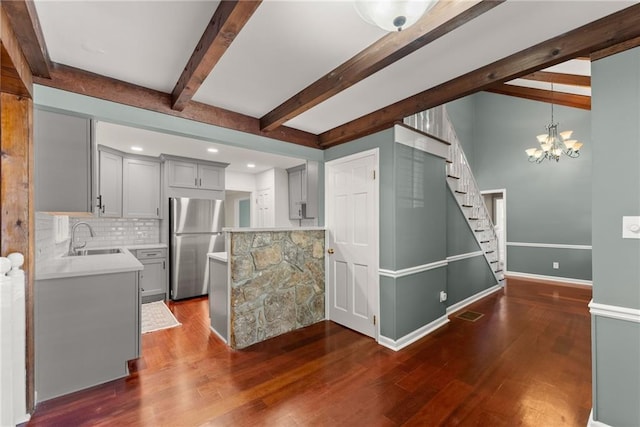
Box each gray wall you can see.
[590,47,640,426]
[326,130,451,341]
[446,96,477,168]
[324,129,395,270]
[327,128,498,341]
[449,92,593,281]
[446,190,496,307]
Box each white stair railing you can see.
[404,107,505,285]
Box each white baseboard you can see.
[378,315,449,352]
[209,326,228,344]
[506,271,592,287]
[446,284,501,315]
[588,409,612,427]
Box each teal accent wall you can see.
[379,276,396,338]
[446,95,476,168]
[450,92,593,281]
[395,268,447,338]
[395,143,446,269]
[507,246,591,280]
[326,129,451,341]
[447,256,495,307]
[445,189,496,307]
[591,47,640,427]
[591,49,640,309]
[592,317,640,427]
[238,199,250,227]
[446,190,481,257]
[324,129,396,270]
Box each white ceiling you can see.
[34,1,636,140]
[95,121,305,174]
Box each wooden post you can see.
[0,92,35,412]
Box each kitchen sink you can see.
[66,248,124,257]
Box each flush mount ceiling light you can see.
[525,84,584,164]
[354,0,437,32]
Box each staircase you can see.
[404,106,505,285]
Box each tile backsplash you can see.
[36,212,160,264]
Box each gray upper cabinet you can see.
[98,146,161,219]
[287,161,318,219]
[288,166,305,219]
[123,158,160,218]
[97,149,122,217]
[34,109,92,213]
[164,155,228,191]
[198,163,224,190]
[167,160,198,188]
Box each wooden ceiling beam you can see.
[171,1,261,111]
[259,0,504,132]
[2,0,51,78]
[319,3,640,148]
[35,63,320,149]
[1,5,33,97]
[485,84,590,110]
[520,71,590,87]
[591,35,640,61]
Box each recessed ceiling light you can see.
[207,148,219,153]
[131,146,143,152]
[247,163,256,168]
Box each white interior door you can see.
[256,188,273,228]
[326,149,378,339]
[494,197,507,270]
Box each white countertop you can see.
[207,252,228,262]
[36,247,143,281]
[222,227,325,233]
[126,243,168,250]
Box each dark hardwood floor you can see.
[27,278,592,426]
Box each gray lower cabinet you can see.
[35,271,140,402]
[34,109,93,213]
[135,248,167,303]
[209,257,228,342]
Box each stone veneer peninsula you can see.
[228,228,325,349]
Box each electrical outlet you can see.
[553,262,559,269]
[439,291,448,302]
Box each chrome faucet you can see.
[68,222,96,256]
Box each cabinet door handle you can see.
[199,178,202,186]
[195,178,198,186]
[163,261,165,270]
[157,207,159,216]
[97,195,103,210]
[102,204,105,214]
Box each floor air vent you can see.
[456,311,484,322]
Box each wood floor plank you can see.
[27,278,592,426]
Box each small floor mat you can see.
[141,301,181,333]
[456,310,484,322]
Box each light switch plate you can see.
[622,216,640,239]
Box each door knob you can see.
[327,248,335,254]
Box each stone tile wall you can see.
[230,230,325,349]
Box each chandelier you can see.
[525,84,583,163]
[354,0,437,32]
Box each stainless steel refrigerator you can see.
[169,197,224,300]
